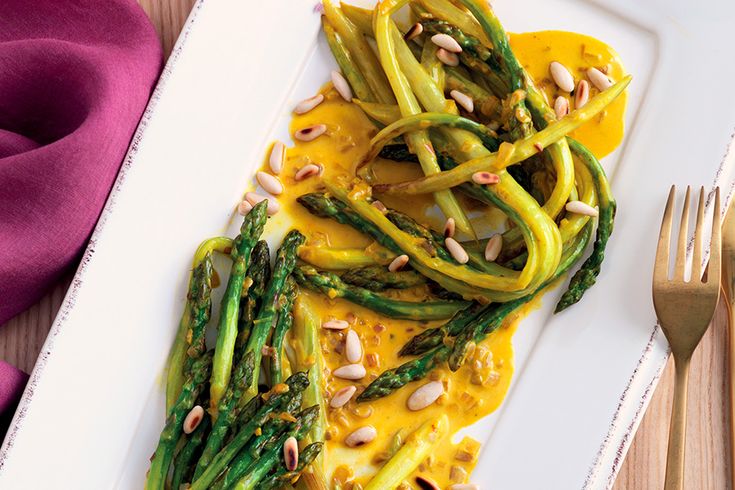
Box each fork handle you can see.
[664,356,691,490]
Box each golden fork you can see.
[652,185,722,490]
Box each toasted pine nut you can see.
[256,171,283,195]
[565,200,598,217]
[330,385,357,408]
[245,192,279,215]
[549,61,575,92]
[431,33,462,53]
[415,476,441,490]
[294,124,327,142]
[269,141,286,174]
[345,426,377,447]
[554,96,569,119]
[333,363,366,380]
[444,217,456,238]
[406,381,444,411]
[183,405,204,434]
[445,237,469,264]
[484,234,502,262]
[436,48,459,66]
[331,71,353,102]
[322,319,349,330]
[237,200,253,216]
[404,23,423,41]
[471,172,500,185]
[450,90,474,113]
[295,163,322,181]
[587,67,613,91]
[283,436,298,471]
[575,80,589,108]
[345,330,362,363]
[388,254,409,272]
[293,94,324,115]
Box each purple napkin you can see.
[0,0,162,424]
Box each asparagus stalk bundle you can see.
[294,263,469,320]
[210,202,269,409]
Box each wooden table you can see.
[0,1,730,488]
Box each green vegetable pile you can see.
[146,202,326,490]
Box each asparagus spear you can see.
[232,406,321,490]
[294,263,469,320]
[189,371,310,490]
[340,265,427,291]
[171,413,211,490]
[166,251,217,411]
[555,138,617,312]
[237,240,271,347]
[192,351,255,480]
[398,302,485,356]
[260,442,324,490]
[364,415,448,490]
[244,230,306,401]
[291,299,328,488]
[298,244,395,270]
[210,202,268,410]
[358,223,593,401]
[270,277,297,385]
[146,350,214,490]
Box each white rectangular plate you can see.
[2,0,735,488]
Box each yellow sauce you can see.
[269,30,627,489]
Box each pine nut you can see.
[431,33,462,53]
[444,217,456,238]
[283,436,298,471]
[406,381,444,411]
[554,96,569,119]
[445,237,469,264]
[549,61,575,92]
[345,330,362,363]
[404,23,423,41]
[450,90,474,113]
[245,192,279,215]
[331,71,353,102]
[295,163,322,181]
[484,234,502,262]
[269,141,286,174]
[587,67,613,91]
[565,200,598,217]
[183,405,204,434]
[330,385,357,408]
[345,426,377,447]
[471,171,500,185]
[294,124,327,142]
[333,363,366,380]
[575,80,589,108]
[293,93,325,115]
[436,48,459,66]
[256,171,283,195]
[237,200,253,216]
[449,485,480,490]
[415,476,441,490]
[388,254,409,272]
[322,319,349,330]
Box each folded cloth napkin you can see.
[0,0,162,427]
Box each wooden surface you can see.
[0,1,729,488]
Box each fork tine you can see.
[706,187,722,282]
[654,185,676,283]
[674,186,692,281]
[691,187,705,280]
